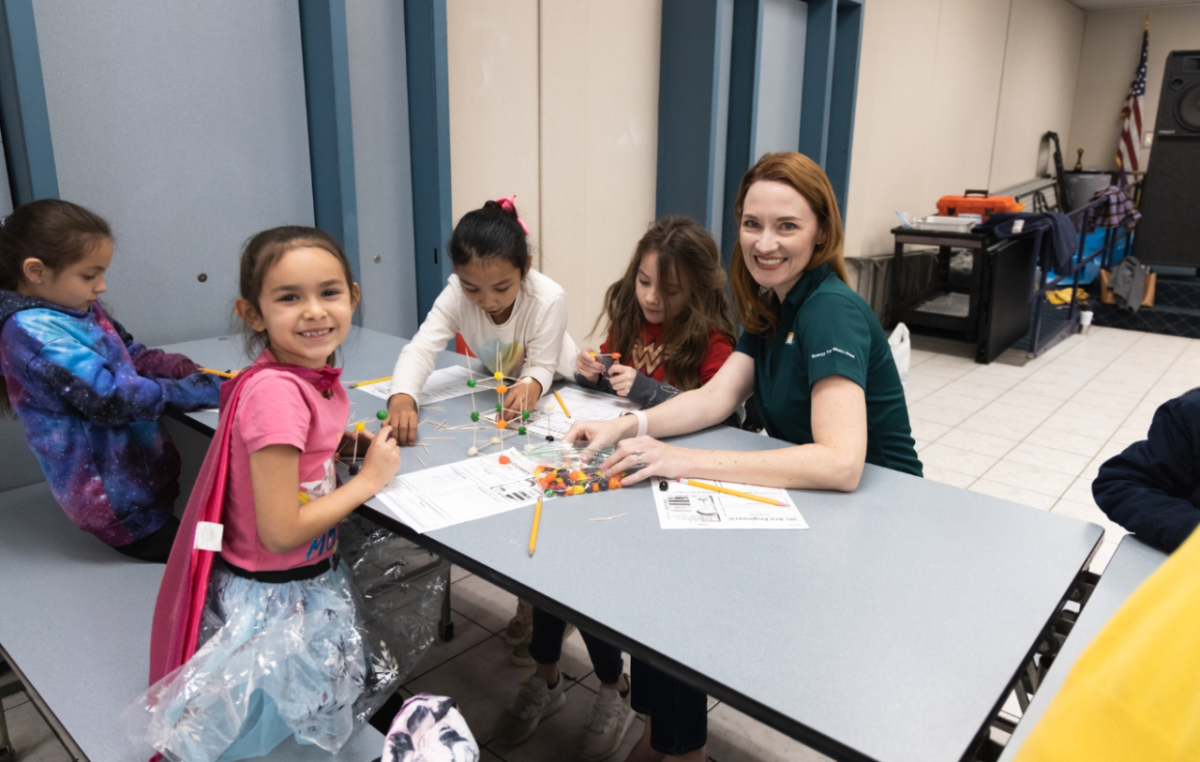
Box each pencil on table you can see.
[676,478,786,506]
[552,390,571,418]
[349,375,392,389]
[528,497,543,556]
[199,367,236,379]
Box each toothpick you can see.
[589,513,628,522]
[416,455,428,468]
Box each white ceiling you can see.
[1070,0,1200,11]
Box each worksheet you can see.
[373,448,543,533]
[652,478,808,530]
[353,365,478,406]
[490,386,641,440]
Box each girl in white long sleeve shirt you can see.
[385,197,575,445]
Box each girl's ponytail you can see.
[449,196,530,275]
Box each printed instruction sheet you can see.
[354,365,478,406]
[653,478,808,530]
[491,386,642,440]
[373,448,543,533]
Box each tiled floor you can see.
[2,324,1181,761]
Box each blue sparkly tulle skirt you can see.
[127,518,448,762]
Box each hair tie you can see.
[495,195,530,236]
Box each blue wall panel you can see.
[798,0,836,165]
[0,0,56,204]
[827,0,863,217]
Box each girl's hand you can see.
[576,348,606,383]
[385,393,420,446]
[358,424,402,491]
[600,435,684,486]
[502,378,542,421]
[336,428,374,458]
[608,363,637,397]
[563,414,638,449]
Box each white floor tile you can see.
[915,390,991,414]
[451,575,521,635]
[1009,378,1079,400]
[908,419,952,442]
[2,689,29,710]
[1060,475,1100,507]
[1038,411,1122,440]
[982,459,1075,498]
[408,610,498,682]
[1003,442,1091,476]
[935,379,1008,403]
[451,564,474,583]
[933,428,1019,458]
[706,703,832,762]
[968,479,1057,510]
[921,464,978,489]
[1051,499,1129,543]
[917,443,999,478]
[1021,426,1106,458]
[905,400,974,427]
[956,411,1042,442]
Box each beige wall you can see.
[1067,5,1200,174]
[843,0,1085,261]
[447,0,661,345]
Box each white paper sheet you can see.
[353,365,478,406]
[652,478,808,530]
[490,386,641,440]
[373,448,544,533]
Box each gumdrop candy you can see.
[497,385,508,394]
[497,420,508,430]
[518,426,527,435]
[493,371,504,380]
[467,379,476,388]
[471,411,480,422]
[521,410,531,420]
[376,410,387,420]
[499,455,511,465]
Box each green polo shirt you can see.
[735,263,922,477]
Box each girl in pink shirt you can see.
[130,227,403,761]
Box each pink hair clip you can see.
[495,194,530,236]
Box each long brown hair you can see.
[590,217,736,392]
[0,200,112,415]
[236,226,359,366]
[730,152,846,336]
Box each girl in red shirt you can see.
[577,216,737,406]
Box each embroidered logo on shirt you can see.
[630,336,664,378]
[785,332,795,345]
[810,347,856,359]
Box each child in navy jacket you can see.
[0,200,219,561]
[1093,388,1200,553]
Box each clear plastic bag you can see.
[522,443,629,498]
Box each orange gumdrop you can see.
[499,455,511,465]
[610,352,621,360]
[497,419,508,429]
[592,483,600,492]
[608,477,621,490]
[497,385,508,394]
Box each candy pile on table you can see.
[533,464,626,497]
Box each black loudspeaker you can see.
[1133,50,1200,268]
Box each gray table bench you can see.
[998,535,1168,760]
[0,482,385,762]
[163,328,1105,762]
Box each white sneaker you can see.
[577,675,635,760]
[503,599,534,646]
[492,675,568,746]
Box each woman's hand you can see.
[576,348,606,383]
[358,424,402,491]
[385,393,420,446]
[608,363,636,397]
[564,414,639,450]
[600,435,687,486]
[502,378,542,421]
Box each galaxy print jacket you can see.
[0,291,220,546]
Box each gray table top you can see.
[0,482,385,762]
[997,535,1167,761]
[163,329,1105,762]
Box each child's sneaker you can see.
[492,675,568,746]
[503,599,534,646]
[577,675,635,760]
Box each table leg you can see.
[439,581,455,641]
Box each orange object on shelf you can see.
[936,190,1024,221]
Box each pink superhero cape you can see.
[148,353,342,685]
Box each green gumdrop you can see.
[544,488,554,497]
[518,426,527,435]
[470,411,480,422]
[495,402,503,412]
[467,379,476,388]
[521,410,531,420]
[376,410,387,420]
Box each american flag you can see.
[1117,24,1148,182]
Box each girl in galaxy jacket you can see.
[0,200,219,561]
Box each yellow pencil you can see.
[349,375,391,389]
[676,478,786,506]
[199,367,236,379]
[552,390,571,418]
[528,497,543,556]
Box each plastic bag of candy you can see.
[522,443,628,498]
